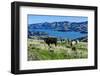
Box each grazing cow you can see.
[43,37,57,47]
[70,40,79,51]
[70,40,79,47]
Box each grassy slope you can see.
[28,39,88,61]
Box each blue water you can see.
[30,29,87,40]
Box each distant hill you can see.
[72,36,88,42]
[28,21,88,39]
[28,21,87,32]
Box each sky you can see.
[28,14,88,24]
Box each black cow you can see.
[43,37,57,47]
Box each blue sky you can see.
[28,15,88,24]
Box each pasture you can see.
[27,38,88,61]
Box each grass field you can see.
[27,38,88,61]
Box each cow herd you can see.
[42,37,79,52]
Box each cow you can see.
[43,37,57,47]
[43,37,57,53]
[70,40,79,47]
[70,40,79,51]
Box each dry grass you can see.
[28,39,88,61]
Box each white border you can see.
[20,6,95,70]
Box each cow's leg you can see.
[55,43,57,47]
[47,43,51,49]
[72,46,76,51]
